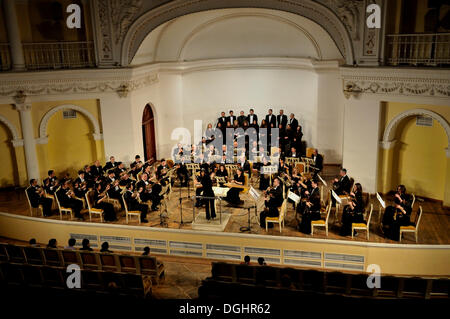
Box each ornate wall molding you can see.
[0,114,21,141]
[381,108,450,155]
[120,0,355,66]
[38,104,103,142]
[0,71,159,98]
[341,67,450,98]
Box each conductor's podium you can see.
[191,187,232,232]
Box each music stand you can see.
[240,186,260,232]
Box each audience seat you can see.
[61,249,80,266]
[236,264,255,284]
[138,255,165,284]
[99,253,119,272]
[80,251,100,270]
[23,246,44,265]
[43,248,62,266]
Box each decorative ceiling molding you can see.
[341,67,450,98]
[120,0,354,66]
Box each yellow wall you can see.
[0,124,17,187]
[0,99,104,187]
[378,102,450,203]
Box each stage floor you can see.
[1,166,449,245]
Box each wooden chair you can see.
[54,190,74,220]
[138,256,165,284]
[41,266,65,289]
[266,199,287,233]
[5,244,26,263]
[306,147,315,158]
[99,253,120,271]
[0,242,8,261]
[85,190,104,222]
[43,248,62,266]
[79,251,100,270]
[61,249,80,266]
[211,262,234,282]
[352,204,373,240]
[25,187,43,217]
[311,202,332,236]
[122,273,152,298]
[400,206,423,243]
[23,246,44,265]
[119,255,137,273]
[122,193,141,224]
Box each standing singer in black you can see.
[201,169,216,220]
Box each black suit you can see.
[56,187,83,218]
[27,185,53,216]
[237,115,247,127]
[259,185,283,227]
[311,154,323,172]
[104,161,119,171]
[217,116,227,129]
[277,114,288,128]
[90,165,103,177]
[334,175,351,195]
[247,114,258,126]
[265,114,276,127]
[287,117,298,131]
[226,115,236,126]
[123,190,148,222]
[298,187,321,234]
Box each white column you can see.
[3,0,26,70]
[15,103,40,181]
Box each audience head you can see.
[143,246,150,255]
[82,238,90,249]
[280,274,292,288]
[68,238,76,247]
[257,257,266,265]
[47,238,57,248]
[101,242,109,251]
[244,255,250,264]
[29,238,37,246]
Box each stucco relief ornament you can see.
[13,90,26,104]
[323,0,363,41]
[111,0,143,45]
[116,84,130,98]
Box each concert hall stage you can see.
[0,185,449,277]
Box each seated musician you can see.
[173,143,184,161]
[27,179,53,217]
[259,177,283,228]
[224,168,245,205]
[149,176,163,211]
[157,159,169,179]
[136,173,153,203]
[106,171,124,209]
[298,178,321,234]
[382,185,412,241]
[238,153,251,177]
[123,183,148,223]
[56,181,83,220]
[131,155,142,167]
[104,156,119,171]
[90,160,104,178]
[215,164,228,186]
[83,165,95,188]
[92,183,117,222]
[289,146,299,158]
[73,180,87,201]
[339,183,365,236]
[43,169,59,195]
[310,149,323,174]
[331,168,351,205]
[114,162,126,179]
[278,158,289,175]
[119,172,133,187]
[258,157,271,190]
[176,156,189,187]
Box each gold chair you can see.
[400,206,422,243]
[54,190,74,220]
[311,202,332,236]
[306,147,315,158]
[266,199,287,233]
[25,187,43,217]
[352,204,373,240]
[85,190,104,222]
[122,194,141,224]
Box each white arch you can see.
[176,12,323,61]
[39,104,103,142]
[0,115,23,147]
[381,108,450,156]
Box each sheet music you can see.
[261,165,278,174]
[287,191,300,204]
[249,186,260,201]
[331,190,342,204]
[376,192,386,208]
[213,187,229,197]
[317,174,327,187]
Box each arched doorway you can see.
[142,104,156,162]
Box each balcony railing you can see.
[386,33,450,66]
[0,43,11,71]
[22,41,96,70]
